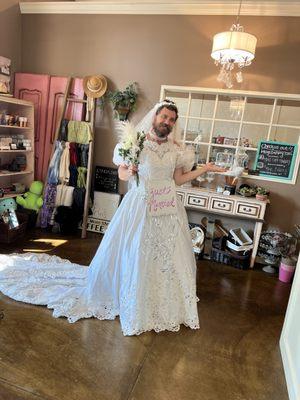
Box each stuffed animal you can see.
[16,181,44,212]
[0,197,17,214]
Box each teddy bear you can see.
[16,181,44,212]
[0,197,17,215]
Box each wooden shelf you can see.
[211,143,237,149]
[0,170,33,177]
[0,149,33,153]
[0,124,32,130]
[0,97,34,189]
[1,192,24,199]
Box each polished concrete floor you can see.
[0,229,291,400]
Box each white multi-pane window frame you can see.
[160,85,300,185]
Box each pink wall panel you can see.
[14,74,85,182]
[14,73,50,181]
[65,78,85,121]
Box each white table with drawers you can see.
[176,186,268,268]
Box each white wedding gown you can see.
[0,139,200,336]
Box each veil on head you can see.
[135,100,182,143]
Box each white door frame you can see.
[280,253,300,400]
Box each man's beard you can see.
[152,122,172,138]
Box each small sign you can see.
[94,166,119,193]
[254,141,298,181]
[85,192,121,234]
[86,217,109,234]
[147,180,177,217]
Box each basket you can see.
[211,247,250,270]
[0,212,28,244]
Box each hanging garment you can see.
[59,119,69,142]
[0,139,199,336]
[67,121,92,144]
[55,184,74,207]
[47,141,63,185]
[58,142,70,184]
[77,167,87,188]
[78,144,89,167]
[69,142,79,166]
[69,165,78,187]
[40,184,57,228]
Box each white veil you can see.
[135,100,182,143]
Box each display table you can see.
[176,186,268,268]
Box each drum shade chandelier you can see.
[211,0,257,88]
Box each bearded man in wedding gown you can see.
[0,100,224,336]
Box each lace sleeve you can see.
[176,148,195,172]
[112,143,124,166]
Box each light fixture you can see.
[229,96,245,119]
[211,0,257,88]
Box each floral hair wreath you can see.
[154,99,177,110]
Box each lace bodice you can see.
[113,139,194,184]
[138,140,177,182]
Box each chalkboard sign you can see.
[94,166,119,193]
[254,141,298,181]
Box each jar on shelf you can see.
[234,148,249,169]
[215,150,234,168]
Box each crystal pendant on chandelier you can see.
[229,96,245,119]
[211,20,257,88]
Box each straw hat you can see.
[83,75,107,98]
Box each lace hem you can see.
[121,320,200,336]
[48,300,200,336]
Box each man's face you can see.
[152,107,177,139]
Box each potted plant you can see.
[255,186,269,201]
[107,82,138,121]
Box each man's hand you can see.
[128,164,138,176]
[118,164,138,181]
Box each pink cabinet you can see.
[14,73,84,182]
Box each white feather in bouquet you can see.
[116,121,146,186]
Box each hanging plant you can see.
[107,82,138,121]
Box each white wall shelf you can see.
[0,125,33,130]
[0,150,33,153]
[0,171,33,177]
[0,96,34,193]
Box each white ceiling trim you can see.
[19,1,300,16]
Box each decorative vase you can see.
[256,193,268,201]
[279,257,297,283]
[115,105,130,121]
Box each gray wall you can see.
[20,13,300,233]
[0,1,22,81]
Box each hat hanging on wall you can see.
[83,75,107,98]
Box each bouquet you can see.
[117,121,146,186]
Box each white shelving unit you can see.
[0,96,34,196]
[160,86,300,184]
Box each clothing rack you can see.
[44,77,96,239]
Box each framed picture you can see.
[223,138,235,146]
[85,192,121,234]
